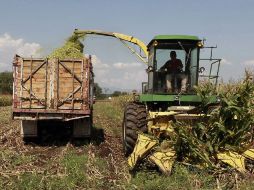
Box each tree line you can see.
[94,83,128,99]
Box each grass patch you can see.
[129,164,217,190]
[0,106,13,125]
[60,151,88,189]
[93,101,123,137]
[94,101,123,122]
[0,149,35,168]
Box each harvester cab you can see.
[145,35,203,94]
[137,35,221,115]
[143,35,221,95]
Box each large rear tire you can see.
[122,102,147,156]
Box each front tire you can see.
[122,102,147,156]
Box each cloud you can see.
[242,59,254,66]
[123,70,146,82]
[88,54,110,69]
[0,33,41,71]
[89,54,146,91]
[113,62,142,69]
[221,58,232,65]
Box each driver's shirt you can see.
[164,59,183,73]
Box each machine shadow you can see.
[24,120,105,147]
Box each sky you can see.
[0,0,253,92]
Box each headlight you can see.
[197,41,203,48]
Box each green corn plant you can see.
[173,75,254,170]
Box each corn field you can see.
[0,95,12,106]
[173,74,254,172]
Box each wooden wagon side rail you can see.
[13,55,93,113]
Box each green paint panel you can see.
[139,94,217,103]
[153,35,200,41]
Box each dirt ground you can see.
[2,102,254,189]
[0,103,129,189]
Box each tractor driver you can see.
[160,51,187,93]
